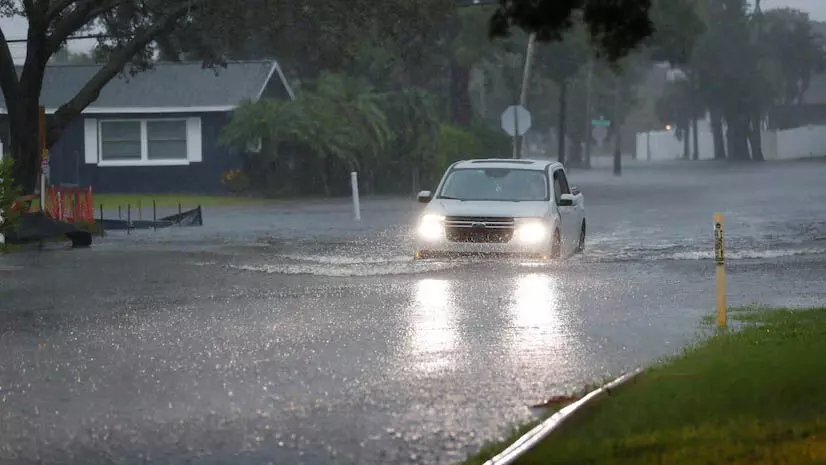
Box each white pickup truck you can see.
[414,158,585,260]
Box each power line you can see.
[4,33,107,44]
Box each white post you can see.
[350,171,361,221]
[40,169,45,214]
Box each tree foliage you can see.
[224,73,391,169]
[647,0,706,66]
[489,0,654,62]
[222,74,443,195]
[0,156,21,239]
[761,8,826,105]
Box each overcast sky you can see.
[2,0,826,63]
[765,0,826,19]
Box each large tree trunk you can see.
[449,62,471,127]
[692,117,700,160]
[7,103,41,194]
[749,111,764,162]
[613,129,622,176]
[569,140,583,167]
[3,40,48,194]
[612,83,622,176]
[411,165,420,194]
[682,125,690,160]
[710,109,726,160]
[725,113,751,161]
[557,80,568,164]
[320,158,332,196]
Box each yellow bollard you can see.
[714,213,726,328]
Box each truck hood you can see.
[427,199,550,218]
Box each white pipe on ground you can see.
[350,171,361,221]
[484,368,644,465]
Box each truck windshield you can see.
[437,168,549,202]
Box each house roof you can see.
[0,59,294,114]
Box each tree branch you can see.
[22,0,37,17]
[45,0,123,55]
[45,0,81,22]
[47,8,189,146]
[0,26,20,111]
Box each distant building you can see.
[0,60,293,193]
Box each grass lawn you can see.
[463,307,826,465]
[93,194,275,209]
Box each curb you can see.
[483,368,645,465]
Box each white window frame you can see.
[246,137,262,153]
[96,117,199,167]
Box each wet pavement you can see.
[1,159,826,464]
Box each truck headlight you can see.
[417,214,445,241]
[514,220,548,244]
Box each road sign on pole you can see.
[501,105,532,137]
[592,125,609,145]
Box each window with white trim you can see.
[100,121,142,161]
[147,120,187,160]
[91,117,201,166]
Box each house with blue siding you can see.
[0,60,293,193]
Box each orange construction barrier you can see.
[45,186,94,224]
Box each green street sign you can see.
[591,119,611,127]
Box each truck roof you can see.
[452,158,562,171]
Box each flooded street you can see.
[2,160,826,464]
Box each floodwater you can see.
[1,159,825,464]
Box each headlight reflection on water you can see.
[509,274,569,358]
[408,279,457,372]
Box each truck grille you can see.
[444,216,515,243]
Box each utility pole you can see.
[583,58,594,168]
[513,33,537,159]
[613,76,622,176]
